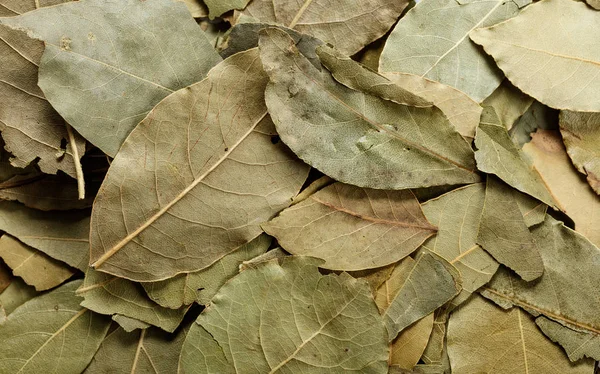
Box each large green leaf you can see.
[0,280,111,374]
[481,216,600,360]
[142,234,271,309]
[263,182,437,271]
[259,27,480,190]
[181,257,389,373]
[559,111,600,195]
[0,0,222,156]
[379,0,528,102]
[447,295,594,374]
[375,252,461,341]
[85,326,188,373]
[89,48,309,282]
[420,184,499,306]
[240,0,409,55]
[470,0,600,111]
[0,0,85,178]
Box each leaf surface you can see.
[522,130,600,247]
[0,277,37,315]
[379,0,527,102]
[388,313,434,371]
[0,280,111,374]
[0,0,223,156]
[263,182,437,271]
[89,48,309,281]
[241,0,409,55]
[205,0,250,18]
[536,316,600,362]
[447,295,594,374]
[482,80,534,131]
[260,27,480,190]
[0,234,74,291]
[470,0,600,111]
[182,257,389,373]
[559,111,600,194]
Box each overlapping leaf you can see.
[482,80,534,130]
[89,48,309,281]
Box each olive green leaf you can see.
[415,310,451,374]
[112,315,150,333]
[0,277,38,315]
[474,107,560,209]
[585,0,600,10]
[481,217,600,353]
[240,0,409,55]
[522,130,600,247]
[239,247,289,271]
[182,257,389,373]
[0,234,74,291]
[388,313,435,371]
[383,72,483,139]
[0,200,90,271]
[379,0,529,102]
[536,317,600,362]
[0,0,222,157]
[89,48,309,282]
[77,269,188,333]
[482,80,534,131]
[263,182,437,271]
[559,111,600,194]
[420,184,499,306]
[347,264,396,296]
[375,252,461,342]
[0,280,112,374]
[85,326,188,374]
[260,27,480,190]
[177,0,208,17]
[0,0,85,178]
[205,0,250,19]
[447,295,594,374]
[477,176,544,281]
[470,0,600,111]
[142,234,271,309]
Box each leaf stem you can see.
[65,123,85,200]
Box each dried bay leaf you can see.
[536,317,600,362]
[84,325,188,374]
[388,313,435,371]
[421,184,499,306]
[263,182,437,271]
[205,0,250,19]
[482,80,534,131]
[89,48,309,282]
[375,252,461,342]
[260,27,480,190]
[240,0,409,55]
[0,277,37,315]
[0,234,74,291]
[481,217,600,353]
[470,0,600,112]
[0,200,89,270]
[379,0,528,102]
[509,101,559,148]
[522,130,600,247]
[585,0,600,10]
[0,280,112,374]
[181,257,389,373]
[112,315,150,333]
[0,260,10,294]
[0,0,223,157]
[474,107,560,209]
[177,0,208,17]
[559,111,600,194]
[477,177,544,281]
[416,310,451,373]
[0,0,86,178]
[77,269,188,333]
[142,234,271,309]
[447,295,594,374]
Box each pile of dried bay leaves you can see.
[0,0,599,372]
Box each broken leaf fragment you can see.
[260,27,480,190]
[536,317,600,362]
[89,48,309,282]
[182,257,389,373]
[263,182,437,271]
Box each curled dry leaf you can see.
[522,130,600,247]
[89,48,309,282]
[0,0,85,178]
[0,0,223,157]
[0,234,75,291]
[559,111,600,194]
[470,0,600,111]
[240,0,409,55]
[260,27,480,190]
[379,0,529,102]
[263,182,437,271]
[447,295,594,374]
[0,280,112,374]
[181,257,390,373]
